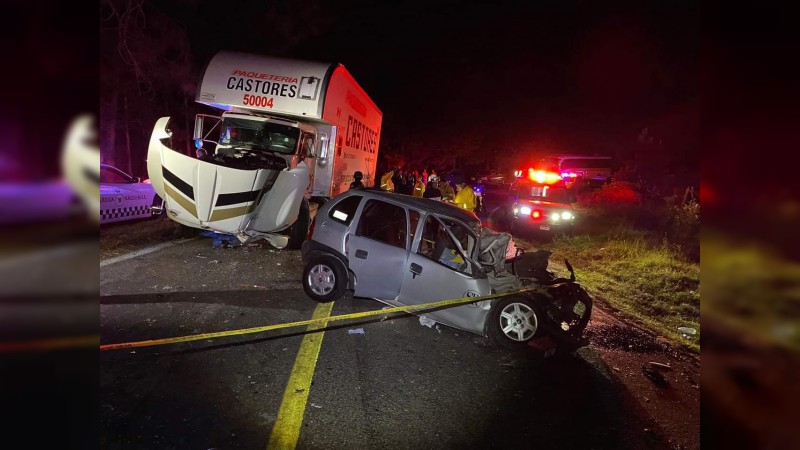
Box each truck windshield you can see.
[219,117,300,154]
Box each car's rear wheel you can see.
[487,295,542,350]
[302,254,347,303]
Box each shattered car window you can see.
[417,215,474,274]
[328,195,362,225]
[355,199,408,249]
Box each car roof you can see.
[343,189,480,225]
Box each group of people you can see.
[370,167,476,213]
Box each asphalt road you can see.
[100,234,697,449]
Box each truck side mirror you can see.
[317,133,328,166]
[193,115,203,141]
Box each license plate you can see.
[539,225,550,231]
[573,302,586,316]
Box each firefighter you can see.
[440,177,456,202]
[453,177,476,213]
[380,168,396,192]
[423,175,443,201]
[413,175,426,197]
[349,171,365,190]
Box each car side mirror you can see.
[132,177,141,183]
[193,115,203,141]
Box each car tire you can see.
[287,199,310,250]
[487,295,543,350]
[302,254,347,303]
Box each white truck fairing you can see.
[147,51,381,248]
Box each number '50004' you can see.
[243,94,274,108]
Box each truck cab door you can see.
[347,199,409,300]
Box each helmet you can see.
[353,171,363,180]
[429,175,439,183]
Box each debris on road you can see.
[310,403,322,409]
[646,361,673,372]
[209,259,220,264]
[200,231,242,248]
[348,328,365,335]
[677,326,697,337]
[642,362,671,388]
[419,315,436,328]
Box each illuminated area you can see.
[527,169,562,184]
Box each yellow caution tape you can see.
[100,288,540,351]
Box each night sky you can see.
[153,0,698,162]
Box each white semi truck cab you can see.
[147,51,382,248]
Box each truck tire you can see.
[287,198,310,250]
[302,254,347,302]
[487,295,543,350]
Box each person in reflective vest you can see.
[440,178,455,202]
[454,178,476,213]
[413,177,426,197]
[380,169,395,192]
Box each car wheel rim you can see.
[308,264,335,296]
[499,302,537,341]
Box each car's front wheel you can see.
[302,254,347,303]
[487,295,542,350]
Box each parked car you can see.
[100,164,162,224]
[470,169,506,185]
[300,190,592,352]
[510,172,576,236]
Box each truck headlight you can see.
[552,213,560,221]
[561,211,573,220]
[520,206,531,215]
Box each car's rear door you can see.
[348,198,410,300]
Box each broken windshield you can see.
[218,117,300,154]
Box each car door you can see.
[400,214,491,334]
[348,198,410,300]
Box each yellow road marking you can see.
[267,302,334,450]
[99,287,541,351]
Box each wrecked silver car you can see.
[301,190,592,352]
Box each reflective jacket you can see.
[413,179,426,197]
[380,171,395,191]
[454,186,476,212]
[440,183,455,201]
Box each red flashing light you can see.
[531,209,542,219]
[527,169,562,184]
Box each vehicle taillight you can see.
[531,209,543,219]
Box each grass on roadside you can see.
[702,232,800,353]
[540,226,700,352]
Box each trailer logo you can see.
[345,115,378,154]
[226,69,302,99]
